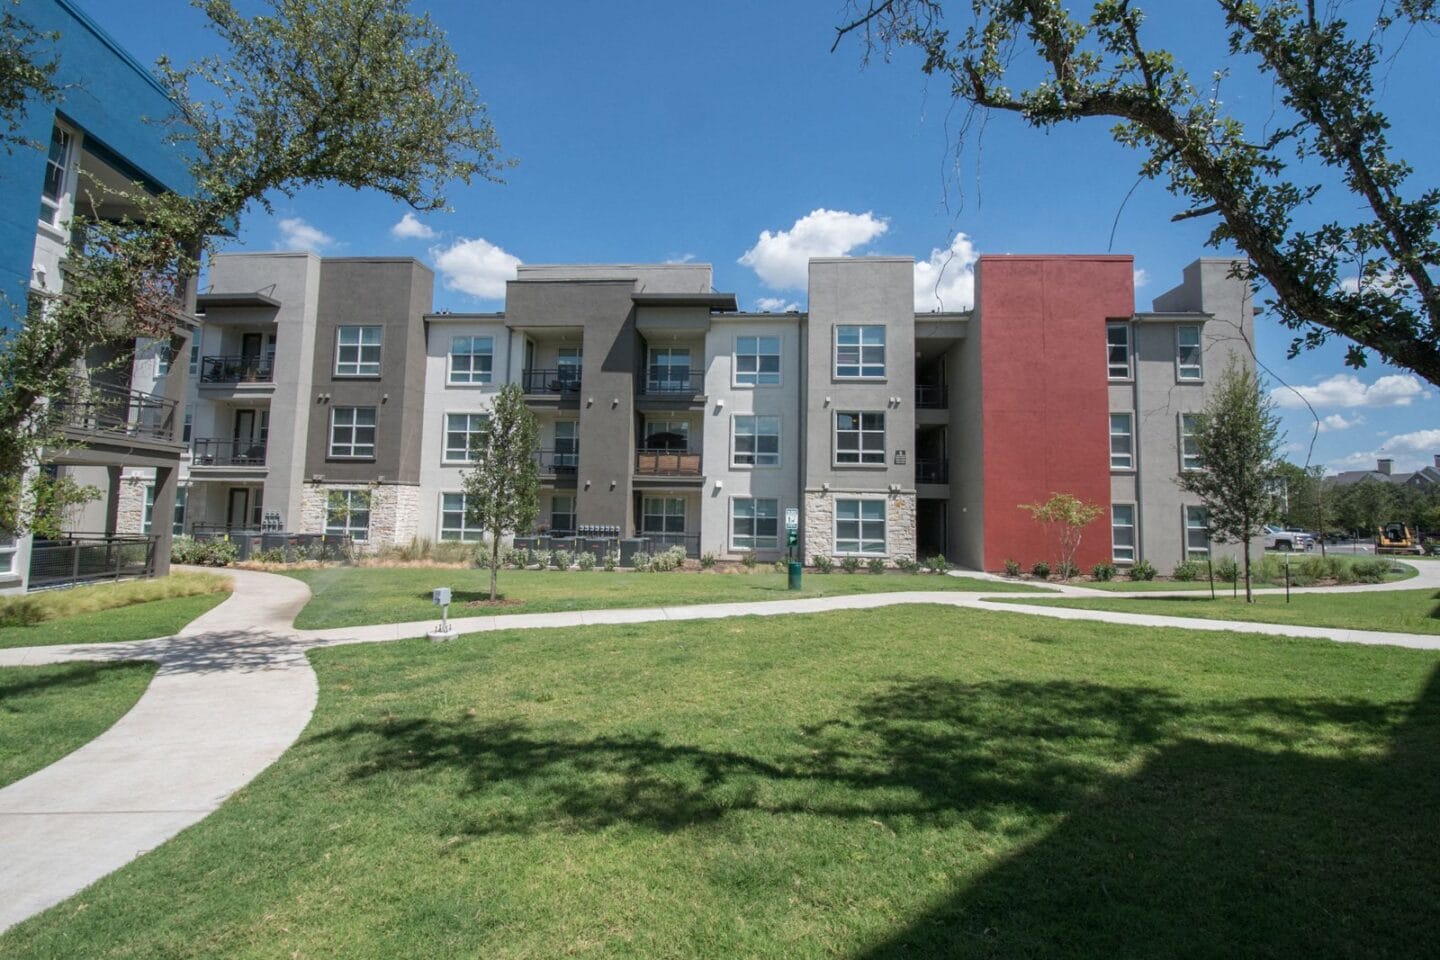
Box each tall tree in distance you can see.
[462,384,540,602]
[1179,359,1283,601]
[834,0,1440,385]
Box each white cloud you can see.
[914,232,979,312]
[1383,428,1440,457]
[739,209,888,289]
[1327,429,1440,473]
[390,212,436,240]
[1271,372,1428,410]
[431,237,521,300]
[277,217,333,252]
[664,253,695,264]
[1317,413,1363,433]
[754,297,799,313]
[1133,268,1150,289]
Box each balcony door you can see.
[226,488,249,530]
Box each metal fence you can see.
[53,379,176,441]
[28,534,157,589]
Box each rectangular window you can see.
[182,407,192,445]
[142,485,154,536]
[443,412,489,463]
[326,490,371,541]
[834,325,886,378]
[439,492,483,541]
[334,326,382,377]
[448,336,494,384]
[1109,413,1134,470]
[189,343,199,376]
[1111,503,1136,564]
[1185,506,1210,560]
[39,124,71,225]
[1176,325,1203,380]
[835,499,886,555]
[156,342,172,375]
[550,495,576,535]
[0,529,16,575]
[643,419,689,450]
[647,347,692,392]
[143,486,188,536]
[329,407,376,459]
[731,498,779,551]
[174,487,187,536]
[1107,322,1132,379]
[641,497,686,534]
[1179,413,1202,471]
[732,415,780,467]
[835,411,886,465]
[553,420,578,468]
[735,335,781,386]
[557,347,582,385]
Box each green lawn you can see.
[993,586,1440,635]
[1045,557,1418,592]
[0,593,229,649]
[0,662,157,788]
[5,606,1437,957]
[287,566,1047,629]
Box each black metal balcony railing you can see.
[537,448,580,473]
[522,368,582,395]
[635,448,702,476]
[200,355,274,384]
[191,437,268,467]
[53,379,177,441]
[915,383,948,408]
[641,374,699,396]
[28,534,157,589]
[916,458,950,484]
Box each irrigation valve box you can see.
[432,587,452,607]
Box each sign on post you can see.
[784,507,799,532]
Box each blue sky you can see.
[71,0,1439,474]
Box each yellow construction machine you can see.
[1375,522,1424,555]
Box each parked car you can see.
[1263,525,1315,551]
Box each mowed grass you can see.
[1062,556,1418,591]
[5,606,1439,958]
[287,566,1046,629]
[0,661,157,788]
[995,586,1440,635]
[0,574,231,650]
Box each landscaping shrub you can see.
[1214,555,1240,583]
[550,550,571,570]
[1091,562,1116,582]
[603,551,618,572]
[1031,560,1051,579]
[526,548,545,568]
[1171,560,1202,582]
[651,546,687,572]
[0,596,44,627]
[772,561,787,574]
[867,556,886,575]
[256,547,287,564]
[811,555,834,573]
[1254,553,1285,585]
[631,551,653,572]
[840,556,861,574]
[1129,559,1156,581]
[700,552,717,569]
[1352,557,1395,583]
[1003,558,1021,577]
[1334,562,1357,585]
[576,551,597,571]
[925,554,949,574]
[1055,561,1079,580]
[741,551,758,570]
[430,540,473,564]
[896,556,921,575]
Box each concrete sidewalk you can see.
[3,561,1439,933]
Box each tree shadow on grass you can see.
[0,660,154,702]
[307,668,1438,956]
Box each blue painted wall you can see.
[0,0,196,325]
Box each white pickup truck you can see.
[1263,525,1315,552]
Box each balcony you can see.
[635,448,702,476]
[54,379,177,442]
[915,383,948,408]
[916,458,949,484]
[521,368,582,396]
[641,374,700,396]
[536,448,579,481]
[191,437,268,468]
[200,355,274,384]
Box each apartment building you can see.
[124,249,1249,574]
[1,0,198,595]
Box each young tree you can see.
[0,0,509,533]
[1272,460,1333,552]
[461,384,540,601]
[1019,492,1104,578]
[1178,360,1283,601]
[835,1,1440,385]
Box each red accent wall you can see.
[978,256,1132,570]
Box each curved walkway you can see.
[3,561,1440,933]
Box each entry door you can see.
[226,488,250,530]
[240,333,262,359]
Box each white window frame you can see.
[38,122,74,228]
[732,415,780,467]
[1107,322,1132,380]
[1184,505,1210,560]
[1111,503,1136,564]
[834,497,887,556]
[835,411,886,466]
[834,325,886,379]
[448,335,494,385]
[443,412,489,464]
[1109,413,1134,470]
[326,489,371,541]
[143,486,187,537]
[734,335,781,387]
[0,529,16,576]
[641,496,687,534]
[1179,413,1203,471]
[329,406,377,459]
[550,494,576,535]
[438,492,483,541]
[647,347,692,392]
[334,325,382,377]
[730,497,780,551]
[1176,324,1203,381]
[189,343,200,376]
